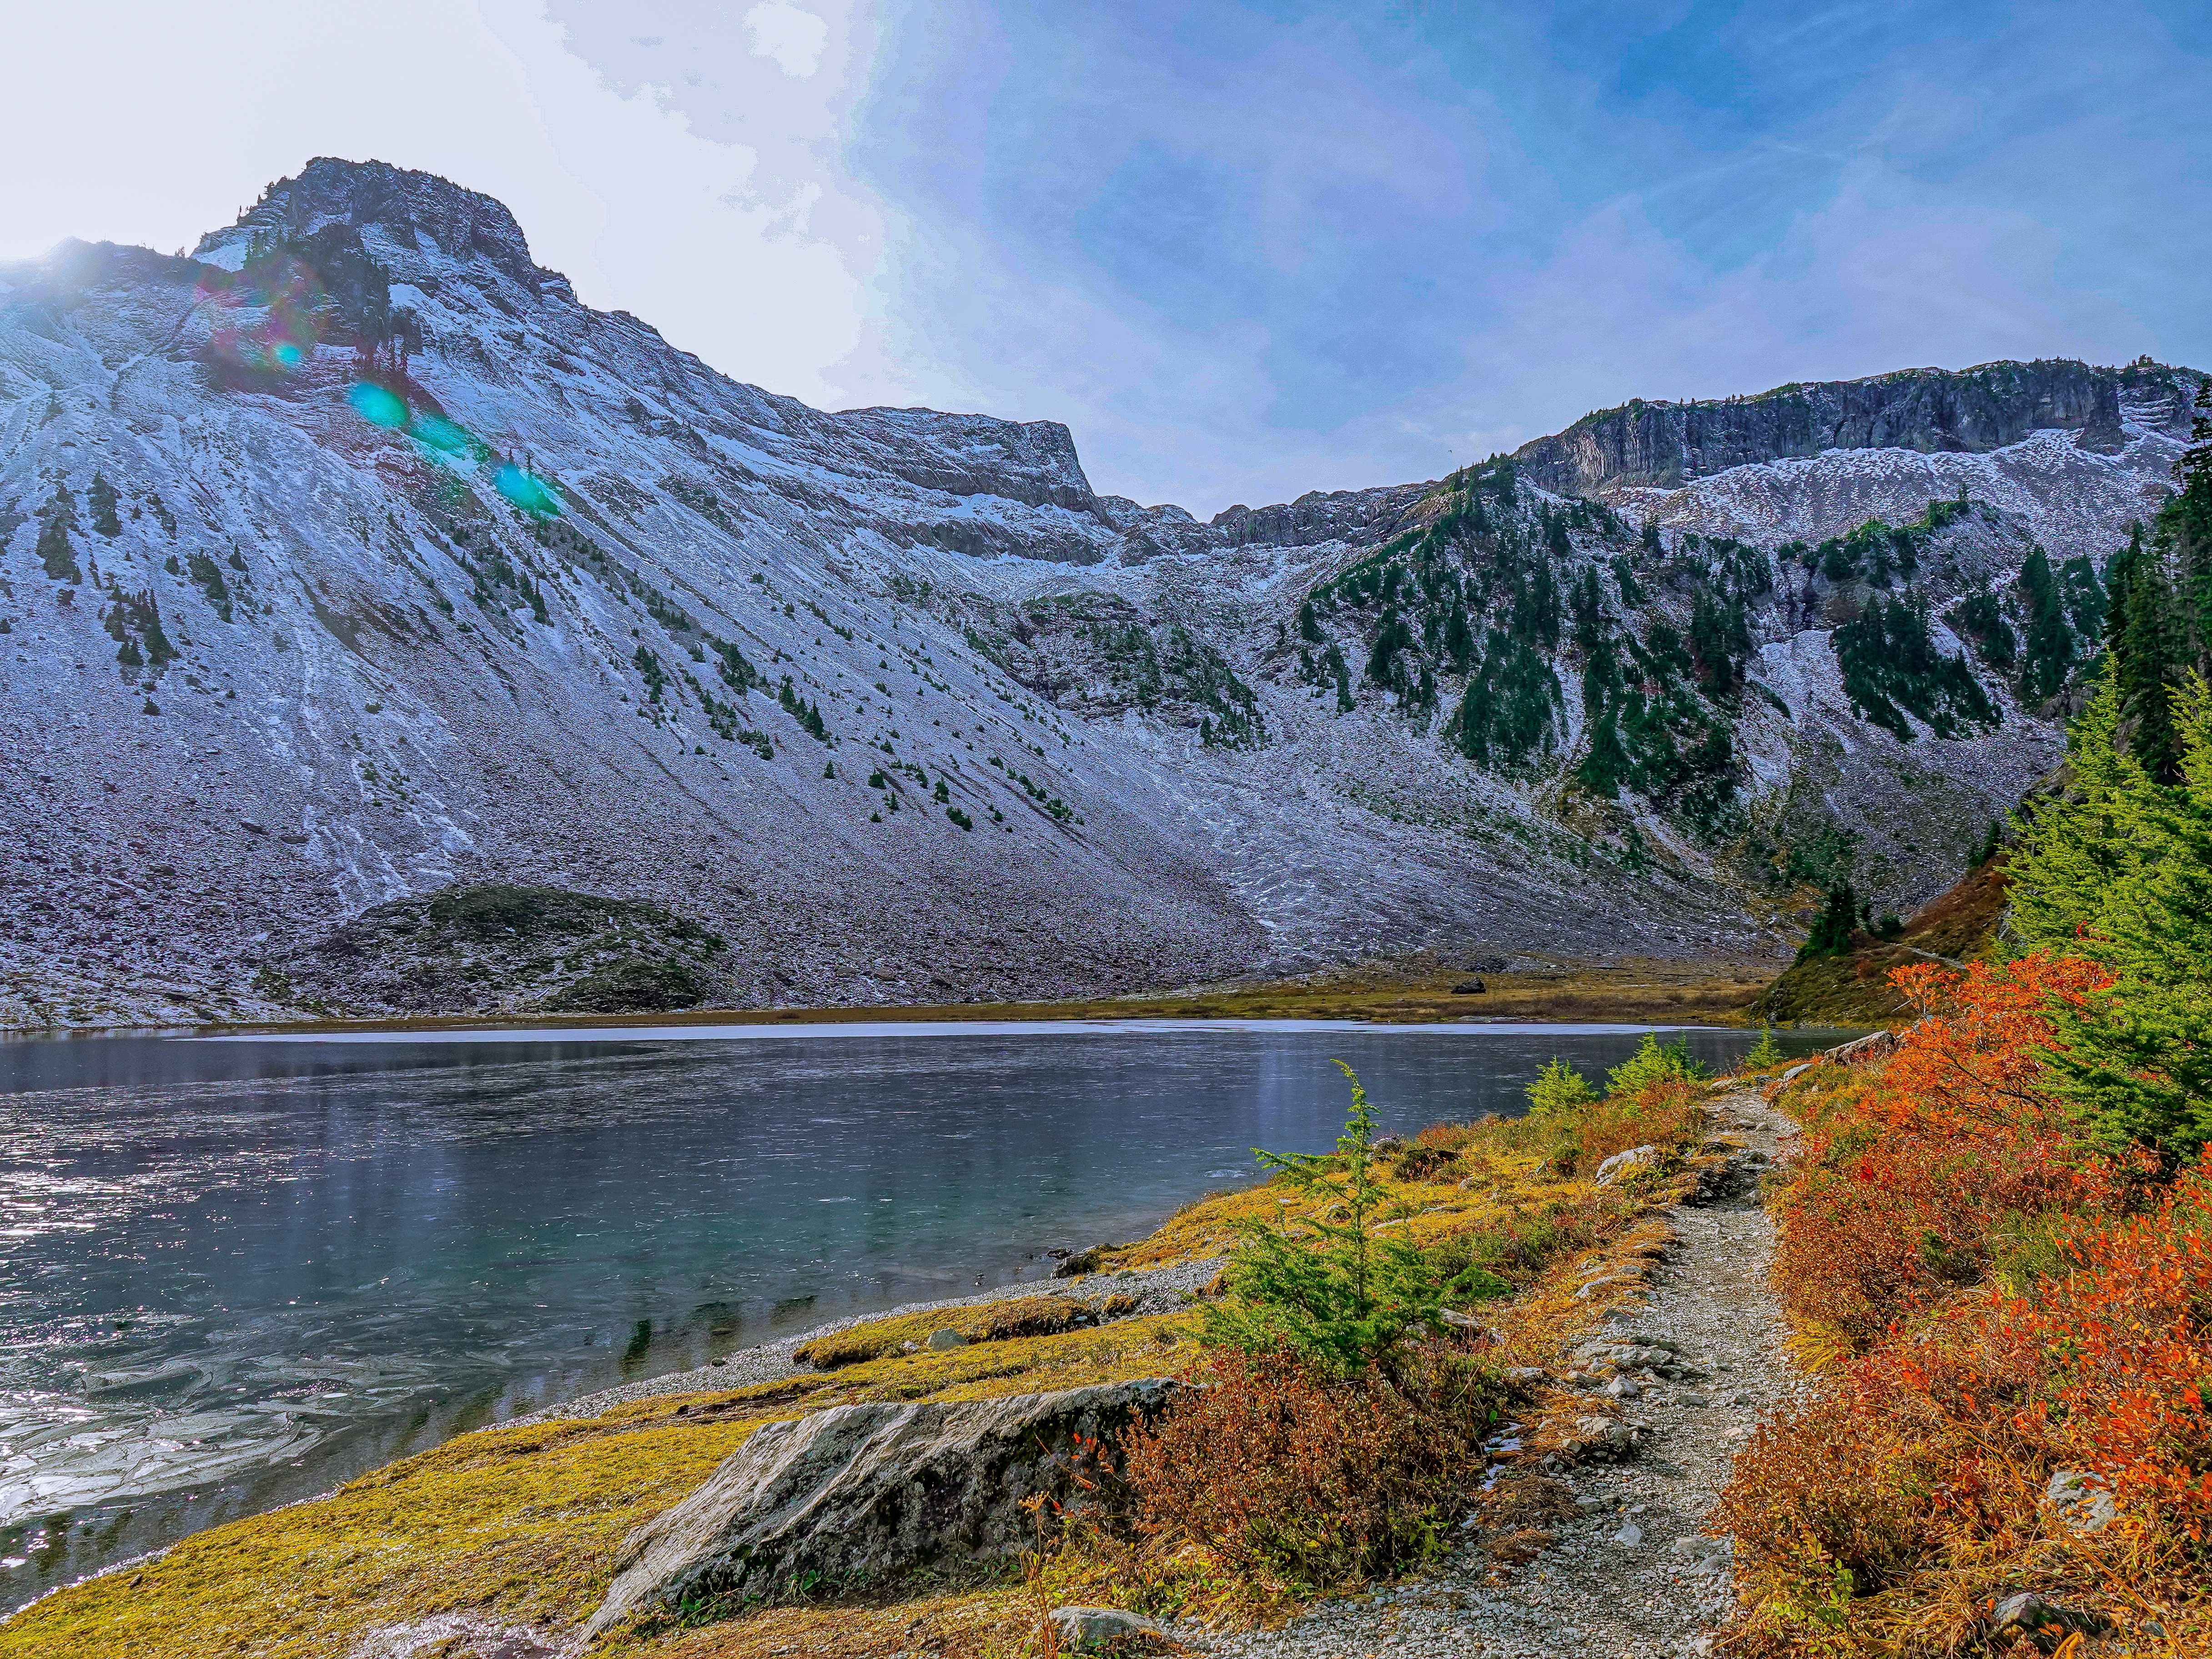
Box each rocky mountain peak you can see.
[193,156,550,292]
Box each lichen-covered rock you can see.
[1989,1590,2112,1644]
[583,1379,1182,1638]
[1823,1028,1902,1066]
[2045,1468,2118,1533]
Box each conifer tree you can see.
[2113,532,2183,782]
[2013,674,2212,1159]
[87,474,122,538]
[2174,396,2212,664]
[1207,1063,1474,1377]
[2008,665,2153,947]
[37,516,78,582]
[1797,883,1858,960]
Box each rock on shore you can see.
[583,1378,1181,1638]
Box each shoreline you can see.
[515,1254,1230,1427]
[0,955,1780,1041]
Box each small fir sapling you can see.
[1206,1062,1485,1378]
[1605,1032,1709,1097]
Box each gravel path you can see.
[522,1256,1227,1423]
[1208,1085,1800,1659]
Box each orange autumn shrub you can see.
[1542,1076,1706,1180]
[1721,953,2212,1652]
[1719,1150,2212,1649]
[1122,1348,1500,1595]
[2005,1153,2212,1538]
[1770,955,2137,1355]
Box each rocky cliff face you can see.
[1512,359,2193,496]
[0,159,2199,1026]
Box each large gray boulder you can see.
[582,1379,1181,1638]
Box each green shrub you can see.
[1525,1057,1595,1117]
[1605,1033,1709,1098]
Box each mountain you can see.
[0,158,2201,1026]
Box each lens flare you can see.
[410,415,471,458]
[494,465,562,517]
[343,383,560,519]
[347,382,409,427]
[199,255,326,376]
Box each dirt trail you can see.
[1214,1085,1801,1659]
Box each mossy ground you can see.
[1,1082,1727,1659]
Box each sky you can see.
[1,0,2206,513]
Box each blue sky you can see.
[5,0,2207,511]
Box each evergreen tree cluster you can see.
[1947,546,2106,704]
[1011,598,1267,745]
[36,485,79,582]
[1833,593,2000,740]
[2095,407,2212,782]
[102,587,176,670]
[1784,501,1967,586]
[778,675,832,743]
[1297,466,1758,836]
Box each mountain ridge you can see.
[0,158,2202,1026]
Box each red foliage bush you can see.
[1770,955,2139,1354]
[1121,1350,1499,1594]
[1720,955,2212,1650]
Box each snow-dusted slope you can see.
[0,160,2196,1025]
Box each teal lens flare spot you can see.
[412,415,470,455]
[495,464,562,517]
[272,342,304,368]
[347,382,408,427]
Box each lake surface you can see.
[0,1018,1839,1608]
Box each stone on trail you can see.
[583,1379,1181,1638]
[1050,1605,1171,1649]
[926,1327,968,1350]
